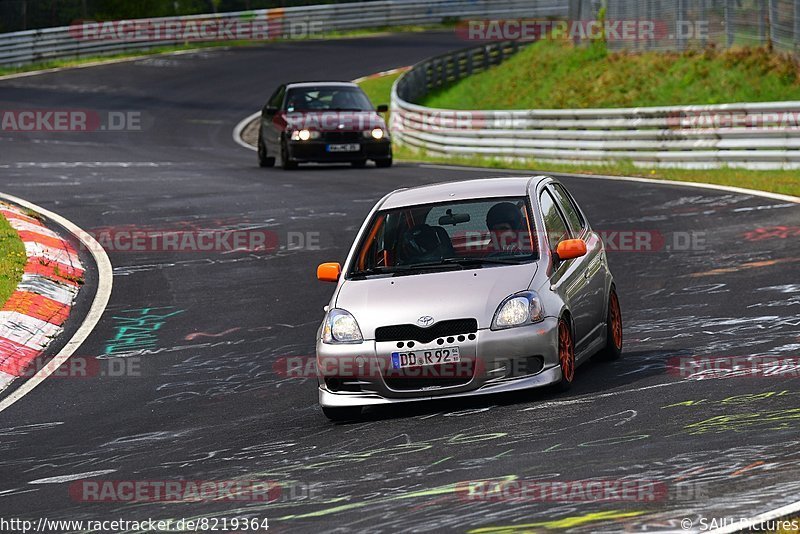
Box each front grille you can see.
[375,319,478,344]
[322,131,361,143]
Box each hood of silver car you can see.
[335,263,538,338]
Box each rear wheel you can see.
[554,318,575,391]
[322,406,362,422]
[594,287,623,361]
[351,159,367,168]
[281,140,297,170]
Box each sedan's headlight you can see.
[322,308,363,343]
[363,128,386,139]
[491,291,544,330]
[291,129,320,141]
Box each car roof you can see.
[380,176,551,210]
[285,81,358,89]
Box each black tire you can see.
[351,159,367,168]
[375,157,393,168]
[322,406,362,422]
[281,140,297,170]
[257,134,275,167]
[594,287,623,361]
[554,317,575,392]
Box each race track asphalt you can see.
[1,32,799,533]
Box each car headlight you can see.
[491,291,544,330]
[291,129,320,141]
[322,308,363,344]
[363,128,386,139]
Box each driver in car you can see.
[486,202,529,254]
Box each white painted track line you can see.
[706,500,800,533]
[0,193,113,414]
[419,164,800,204]
[233,111,260,151]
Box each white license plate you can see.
[327,143,360,152]
[391,347,461,369]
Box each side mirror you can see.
[263,105,278,115]
[376,104,389,113]
[317,262,342,282]
[555,239,587,261]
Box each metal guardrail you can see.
[0,0,567,67]
[391,42,800,169]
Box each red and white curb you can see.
[0,202,84,392]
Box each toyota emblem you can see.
[417,316,434,327]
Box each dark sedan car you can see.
[257,81,392,170]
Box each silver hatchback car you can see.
[315,176,622,420]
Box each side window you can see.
[267,86,285,110]
[551,184,585,234]
[539,190,570,249]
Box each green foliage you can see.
[0,212,27,307]
[422,40,800,109]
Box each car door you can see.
[261,85,285,155]
[550,183,608,340]
[539,188,592,350]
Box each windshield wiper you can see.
[350,257,527,278]
[441,257,528,266]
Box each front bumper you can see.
[287,138,391,163]
[316,317,561,408]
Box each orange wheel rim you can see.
[558,320,574,382]
[610,292,622,349]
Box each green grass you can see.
[0,24,450,78]
[359,71,403,108]
[357,52,800,197]
[0,211,27,307]
[422,40,800,109]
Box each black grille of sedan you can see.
[375,319,478,344]
[322,131,361,143]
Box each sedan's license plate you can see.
[391,347,461,369]
[327,143,360,152]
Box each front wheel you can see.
[257,134,275,167]
[322,406,362,422]
[554,317,575,392]
[281,140,298,170]
[594,288,623,361]
[375,157,393,168]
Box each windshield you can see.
[285,86,374,112]
[349,197,538,278]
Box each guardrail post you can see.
[699,0,707,48]
[725,0,734,47]
[768,0,778,49]
[795,0,800,53]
